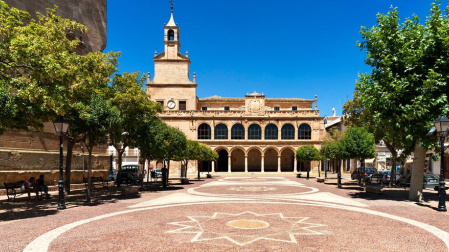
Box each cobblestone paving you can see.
[1,176,449,252]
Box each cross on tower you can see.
[169,1,173,12]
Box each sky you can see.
[105,0,449,117]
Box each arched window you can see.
[215,124,228,140]
[231,124,245,139]
[168,29,174,41]
[298,124,312,140]
[281,124,295,140]
[264,124,278,140]
[198,123,211,139]
[248,124,261,140]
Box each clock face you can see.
[167,100,176,109]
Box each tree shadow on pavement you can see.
[0,188,140,222]
[347,188,440,203]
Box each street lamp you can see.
[306,149,310,180]
[53,117,69,210]
[434,115,449,212]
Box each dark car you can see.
[351,167,377,182]
[397,173,440,190]
[120,165,143,185]
[370,171,391,185]
[151,169,163,180]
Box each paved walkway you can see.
[1,176,449,251]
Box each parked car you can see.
[351,167,377,182]
[120,165,143,185]
[397,173,440,190]
[151,169,163,180]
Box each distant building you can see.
[146,8,325,175]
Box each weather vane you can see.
[169,1,173,12]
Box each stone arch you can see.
[168,29,174,40]
[214,146,229,153]
[198,123,211,139]
[279,146,296,155]
[247,146,263,154]
[280,148,295,172]
[230,148,245,172]
[264,147,278,172]
[216,149,229,172]
[247,149,261,172]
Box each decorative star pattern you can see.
[166,211,329,246]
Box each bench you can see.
[167,177,190,184]
[83,176,108,190]
[316,177,325,183]
[4,181,43,202]
[365,185,382,195]
[296,174,302,178]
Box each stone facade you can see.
[3,0,107,53]
[0,1,108,187]
[146,9,325,176]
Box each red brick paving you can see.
[1,176,449,251]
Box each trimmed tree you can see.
[296,145,321,178]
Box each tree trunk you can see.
[87,148,93,203]
[184,160,189,178]
[409,142,426,202]
[384,141,398,187]
[117,152,123,187]
[65,139,74,194]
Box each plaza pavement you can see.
[1,174,449,252]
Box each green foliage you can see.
[350,1,449,154]
[296,145,321,162]
[0,1,119,133]
[108,72,162,155]
[339,127,376,161]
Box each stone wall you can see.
[0,149,109,187]
[3,0,107,53]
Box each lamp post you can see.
[53,117,69,210]
[434,115,449,212]
[306,149,310,180]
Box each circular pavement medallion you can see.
[226,219,270,229]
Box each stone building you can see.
[0,0,109,186]
[146,9,325,175]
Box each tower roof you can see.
[167,12,176,26]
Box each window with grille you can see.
[248,124,261,140]
[264,124,278,140]
[157,101,164,106]
[292,106,297,111]
[281,124,295,140]
[231,124,245,139]
[198,123,211,139]
[224,106,230,111]
[298,124,311,140]
[201,107,207,111]
[274,107,280,111]
[215,124,228,139]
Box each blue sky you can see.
[105,0,448,117]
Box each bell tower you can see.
[146,2,197,111]
[164,3,180,59]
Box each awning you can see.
[365,158,375,163]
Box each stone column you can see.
[211,125,215,140]
[245,155,248,173]
[261,155,265,173]
[212,161,215,173]
[278,155,281,173]
[228,155,231,173]
[294,157,298,173]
